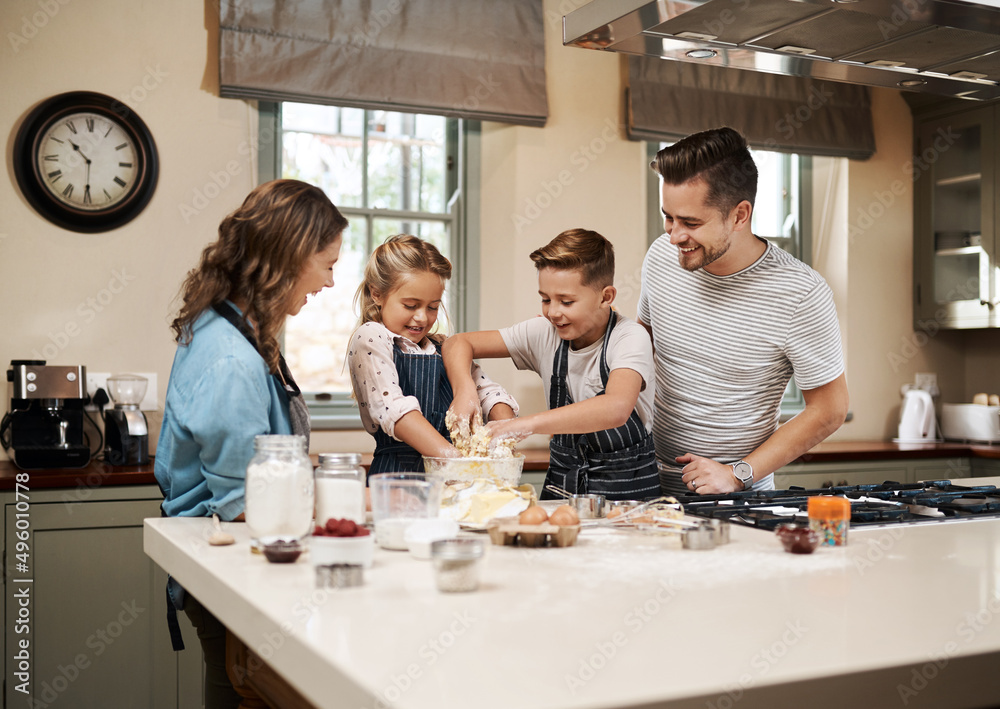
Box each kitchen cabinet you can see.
[913,102,999,328]
[2,484,202,708]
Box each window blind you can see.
[219,0,548,127]
[628,57,875,160]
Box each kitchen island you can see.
[145,499,1000,709]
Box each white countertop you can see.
[145,484,1000,709]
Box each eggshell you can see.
[549,505,580,526]
[519,505,549,525]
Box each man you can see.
[638,127,848,496]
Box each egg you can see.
[519,505,549,525]
[549,505,580,526]
[607,507,625,519]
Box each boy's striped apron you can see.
[369,340,453,476]
[542,311,660,501]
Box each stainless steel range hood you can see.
[564,0,1000,100]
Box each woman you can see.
[155,179,347,709]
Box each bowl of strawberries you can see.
[311,518,375,569]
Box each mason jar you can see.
[314,452,366,526]
[245,435,314,545]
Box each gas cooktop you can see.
[679,480,1000,530]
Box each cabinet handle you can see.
[837,479,849,487]
[980,299,998,310]
[821,480,833,488]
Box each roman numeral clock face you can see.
[39,113,139,210]
[14,92,158,233]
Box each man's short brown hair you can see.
[529,228,615,288]
[650,126,757,216]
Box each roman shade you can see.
[628,57,876,159]
[219,0,548,127]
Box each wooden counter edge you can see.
[4,443,998,491]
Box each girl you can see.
[348,234,517,474]
[156,179,348,709]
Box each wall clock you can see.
[13,91,159,233]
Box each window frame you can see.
[644,143,813,419]
[258,102,481,429]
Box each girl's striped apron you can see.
[369,340,453,476]
[542,311,660,501]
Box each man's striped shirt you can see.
[638,236,844,495]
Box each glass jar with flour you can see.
[314,453,366,526]
[245,435,314,545]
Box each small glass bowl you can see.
[261,540,303,563]
[775,523,820,554]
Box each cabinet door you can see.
[3,496,199,709]
[914,106,997,328]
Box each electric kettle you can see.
[896,389,937,442]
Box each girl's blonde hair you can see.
[354,234,453,333]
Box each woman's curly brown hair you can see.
[170,179,348,372]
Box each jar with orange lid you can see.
[808,496,851,546]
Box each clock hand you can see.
[69,140,92,164]
[69,140,93,199]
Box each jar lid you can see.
[430,538,483,561]
[318,452,362,466]
[316,564,364,588]
[807,496,851,519]
[253,434,307,451]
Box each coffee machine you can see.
[1,360,91,469]
[103,374,149,465]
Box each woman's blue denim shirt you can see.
[154,304,292,520]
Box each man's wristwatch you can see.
[731,460,754,490]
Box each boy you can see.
[442,229,659,500]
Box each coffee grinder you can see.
[103,374,149,465]
[1,360,91,469]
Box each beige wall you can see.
[2,0,261,461]
[0,0,982,464]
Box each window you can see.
[259,103,477,428]
[647,144,813,416]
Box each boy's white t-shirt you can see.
[498,313,655,433]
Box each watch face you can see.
[14,91,158,233]
[36,111,140,211]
